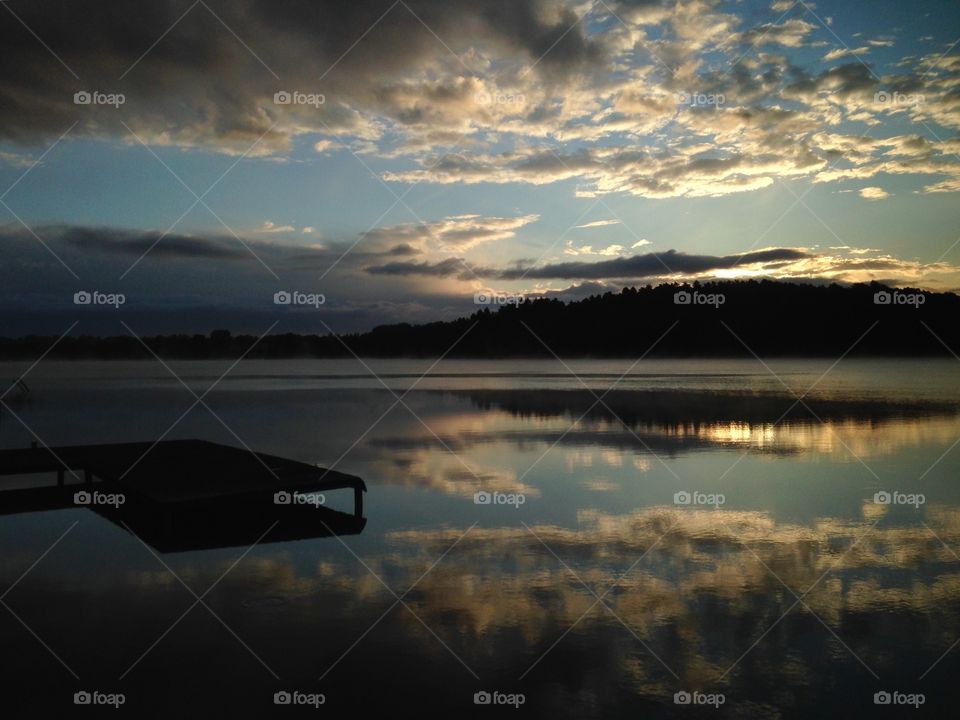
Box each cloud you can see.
[498,248,811,280]
[360,213,539,253]
[56,225,248,259]
[563,241,626,257]
[739,18,818,48]
[576,219,620,229]
[363,243,960,291]
[365,247,812,280]
[0,0,956,202]
[257,221,296,233]
[364,256,477,278]
[859,186,890,200]
[822,46,870,61]
[0,0,606,153]
[598,245,625,256]
[5,222,960,337]
[0,150,33,168]
[564,243,596,256]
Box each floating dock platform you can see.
[0,439,367,552]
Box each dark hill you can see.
[1,280,957,359]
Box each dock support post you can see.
[354,485,363,518]
[57,469,64,487]
[84,468,92,484]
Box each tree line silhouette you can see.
[1,280,958,359]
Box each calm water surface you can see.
[1,359,959,717]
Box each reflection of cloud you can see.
[385,450,540,499]
[101,502,960,701]
[582,477,620,492]
[374,506,960,685]
[366,414,541,498]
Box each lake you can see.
[1,358,958,717]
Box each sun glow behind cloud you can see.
[0,0,958,331]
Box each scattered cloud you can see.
[0,0,955,201]
[576,219,620,229]
[257,221,296,233]
[822,46,871,61]
[0,150,33,168]
[360,214,539,253]
[859,186,890,200]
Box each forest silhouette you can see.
[2,280,957,359]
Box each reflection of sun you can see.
[664,416,960,458]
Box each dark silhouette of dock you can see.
[0,440,366,552]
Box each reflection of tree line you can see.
[360,389,958,460]
[355,390,960,500]
[2,280,959,358]
[449,388,958,426]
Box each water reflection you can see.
[360,389,960,502]
[47,505,953,715]
[1,363,959,716]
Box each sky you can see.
[1,0,959,335]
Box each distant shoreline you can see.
[2,280,958,360]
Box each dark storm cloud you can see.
[365,256,478,278]
[365,248,812,279]
[0,0,604,149]
[59,225,248,259]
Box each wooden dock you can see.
[0,440,367,552]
